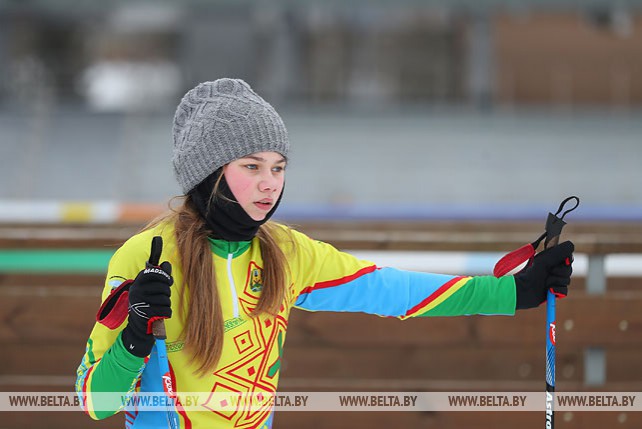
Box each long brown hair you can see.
[147,195,291,376]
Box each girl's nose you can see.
[260,181,273,191]
[259,174,279,192]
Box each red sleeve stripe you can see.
[81,358,99,394]
[404,276,468,317]
[299,265,378,295]
[81,358,100,414]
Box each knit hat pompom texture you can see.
[172,78,289,194]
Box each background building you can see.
[0,0,640,217]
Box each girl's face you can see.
[223,151,287,221]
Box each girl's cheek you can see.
[226,167,246,187]
[226,168,254,200]
[233,174,254,192]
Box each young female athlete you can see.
[76,78,574,428]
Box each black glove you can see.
[514,240,574,310]
[121,260,173,357]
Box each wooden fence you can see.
[1,220,642,428]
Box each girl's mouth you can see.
[254,200,273,210]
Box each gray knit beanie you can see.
[172,78,289,194]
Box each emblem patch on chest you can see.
[250,267,263,292]
[245,261,263,293]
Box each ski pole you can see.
[148,236,180,429]
[543,196,579,429]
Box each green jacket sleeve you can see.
[75,229,157,420]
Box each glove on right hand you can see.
[514,240,574,310]
[121,261,173,357]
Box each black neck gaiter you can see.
[189,169,283,242]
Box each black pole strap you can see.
[493,196,580,277]
[545,196,580,249]
[553,196,580,221]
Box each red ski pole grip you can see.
[493,243,535,277]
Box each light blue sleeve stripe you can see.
[294,267,457,316]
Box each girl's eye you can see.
[245,164,258,170]
[272,166,285,173]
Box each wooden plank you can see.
[443,411,642,429]
[280,345,579,382]
[2,406,641,429]
[5,341,642,386]
[282,345,642,383]
[5,342,642,384]
[5,377,642,393]
[0,292,99,343]
[1,412,119,429]
[288,292,642,347]
[0,287,474,346]
[0,225,134,249]
[3,288,642,346]
[1,343,572,381]
[275,411,428,429]
[297,229,642,254]
[3,221,642,253]
[278,378,642,393]
[607,348,642,383]
[0,273,104,287]
[606,277,642,292]
[275,409,642,429]
[476,292,642,346]
[285,310,474,347]
[0,343,88,376]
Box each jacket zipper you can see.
[227,253,240,318]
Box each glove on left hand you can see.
[514,240,574,310]
[121,261,173,357]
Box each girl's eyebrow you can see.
[242,155,287,164]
